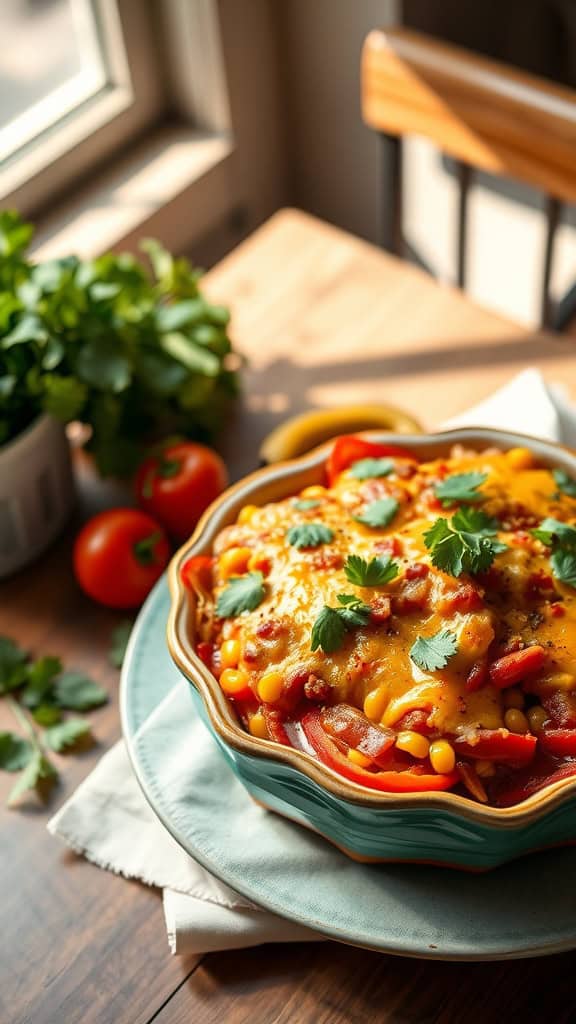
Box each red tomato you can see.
[454,729,537,763]
[326,435,416,486]
[135,442,228,541]
[74,509,170,609]
[489,646,546,689]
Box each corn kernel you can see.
[300,485,327,499]
[220,639,240,669]
[219,546,252,579]
[238,504,259,524]
[248,551,271,574]
[506,447,534,470]
[248,710,269,740]
[257,670,284,704]
[347,748,373,768]
[220,668,250,696]
[527,705,549,733]
[429,740,456,775]
[476,759,495,778]
[395,730,430,760]
[503,687,525,709]
[504,708,530,734]
[363,686,387,722]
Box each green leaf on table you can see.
[0,636,28,694]
[553,469,576,499]
[109,621,133,669]
[410,629,459,672]
[354,497,399,529]
[286,523,334,549]
[349,457,394,480]
[216,572,265,618]
[21,656,62,708]
[32,705,62,726]
[43,718,92,753]
[54,672,108,711]
[8,751,57,806]
[344,554,398,587]
[434,471,487,507]
[0,732,33,772]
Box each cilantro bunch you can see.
[0,211,239,475]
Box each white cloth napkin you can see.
[48,368,576,955]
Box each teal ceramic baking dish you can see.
[167,428,576,870]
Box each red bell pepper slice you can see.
[495,759,576,807]
[488,645,546,689]
[326,436,416,486]
[539,729,576,757]
[454,729,537,762]
[301,710,458,792]
[319,704,395,768]
[180,555,214,593]
[263,707,292,746]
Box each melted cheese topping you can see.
[205,446,576,738]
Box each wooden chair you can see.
[361,27,576,328]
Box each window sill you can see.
[32,126,234,260]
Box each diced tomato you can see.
[456,761,488,803]
[539,729,576,757]
[542,692,576,728]
[374,536,402,557]
[369,595,392,623]
[454,729,537,762]
[255,619,282,639]
[549,602,566,618]
[405,563,429,581]
[303,674,331,703]
[423,489,443,512]
[393,577,431,614]
[308,550,343,571]
[180,555,213,592]
[495,758,576,807]
[326,436,416,486]
[263,707,291,746]
[489,645,546,688]
[319,704,395,767]
[394,710,433,735]
[196,641,214,669]
[525,571,555,600]
[301,710,458,792]
[466,659,489,693]
[439,582,484,614]
[476,566,502,589]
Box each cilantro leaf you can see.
[7,751,57,807]
[551,549,576,589]
[335,594,372,627]
[109,620,133,669]
[54,672,108,711]
[349,457,394,480]
[354,497,399,529]
[532,518,576,549]
[424,510,506,577]
[21,655,62,708]
[434,471,487,507]
[0,636,28,694]
[293,499,322,511]
[553,469,576,499]
[344,554,399,587]
[311,606,347,654]
[216,572,265,618]
[410,629,459,672]
[0,732,33,772]
[286,523,334,549]
[43,718,92,753]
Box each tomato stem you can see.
[133,531,163,566]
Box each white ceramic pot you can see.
[0,415,75,578]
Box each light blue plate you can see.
[121,577,576,960]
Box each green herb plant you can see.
[0,211,239,475]
[0,635,108,806]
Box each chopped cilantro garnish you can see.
[293,499,322,511]
[532,517,576,549]
[349,457,395,480]
[424,508,506,577]
[344,554,398,587]
[410,629,459,671]
[286,522,334,549]
[553,469,576,499]
[354,497,399,529]
[216,572,265,618]
[434,471,487,507]
[311,594,371,653]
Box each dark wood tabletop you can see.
[3,210,576,1024]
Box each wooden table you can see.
[3,209,576,1024]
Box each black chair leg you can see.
[380,133,402,257]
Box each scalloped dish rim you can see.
[167,427,576,829]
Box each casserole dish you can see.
[167,429,576,869]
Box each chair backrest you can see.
[361,27,576,327]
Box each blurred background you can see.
[0,0,575,327]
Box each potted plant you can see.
[0,211,239,578]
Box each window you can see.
[0,0,230,217]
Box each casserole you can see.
[168,429,576,868]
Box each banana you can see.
[259,404,423,464]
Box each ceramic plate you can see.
[121,578,576,961]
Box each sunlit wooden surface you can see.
[3,208,576,1024]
